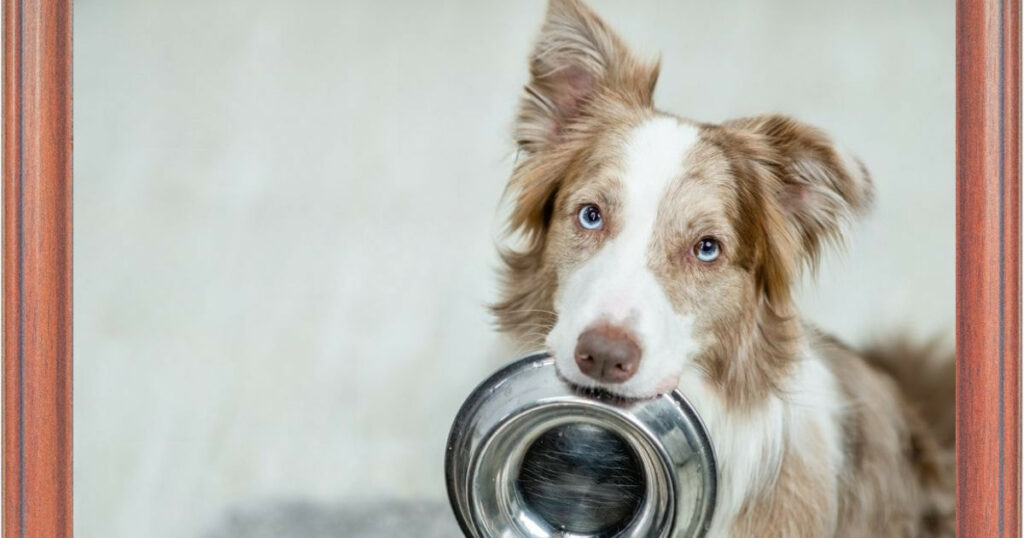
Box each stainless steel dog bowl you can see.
[445,353,716,538]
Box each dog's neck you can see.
[679,329,843,537]
[691,298,805,411]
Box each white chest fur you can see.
[677,349,845,537]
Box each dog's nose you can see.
[574,325,641,384]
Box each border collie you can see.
[492,1,954,535]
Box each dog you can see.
[490,1,954,536]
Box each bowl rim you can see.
[444,352,717,538]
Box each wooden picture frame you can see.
[1,0,1018,536]
[957,0,1022,536]
[3,0,72,536]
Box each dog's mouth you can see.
[552,359,680,401]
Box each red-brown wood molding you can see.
[3,0,73,536]
[957,0,1021,536]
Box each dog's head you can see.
[494,0,872,402]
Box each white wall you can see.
[74,1,953,536]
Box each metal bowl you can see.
[445,353,716,538]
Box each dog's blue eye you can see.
[694,238,720,262]
[577,204,603,230]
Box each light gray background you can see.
[74,1,953,537]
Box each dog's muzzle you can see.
[445,353,717,537]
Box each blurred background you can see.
[74,1,953,536]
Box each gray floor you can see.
[205,501,461,538]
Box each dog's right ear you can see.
[516,0,659,153]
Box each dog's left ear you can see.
[728,114,874,270]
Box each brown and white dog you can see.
[491,1,954,536]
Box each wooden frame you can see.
[957,0,1022,536]
[0,0,1018,536]
[3,0,73,536]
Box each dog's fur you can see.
[491,1,954,536]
